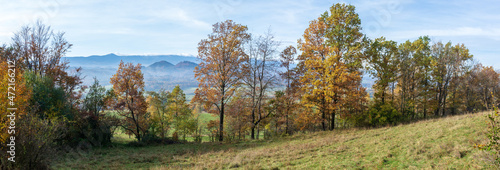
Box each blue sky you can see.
[1,0,499,68]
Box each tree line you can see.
[192,3,500,141]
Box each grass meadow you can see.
[51,111,494,169]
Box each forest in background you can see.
[1,3,500,169]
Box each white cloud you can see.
[152,8,211,29]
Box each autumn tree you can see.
[0,45,15,63]
[465,64,499,111]
[279,45,299,134]
[242,30,280,139]
[193,20,250,141]
[1,21,82,168]
[297,3,366,131]
[11,20,83,106]
[266,90,287,136]
[147,90,171,139]
[225,89,250,140]
[110,61,148,142]
[430,42,473,116]
[0,60,31,153]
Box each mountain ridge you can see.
[64,53,199,68]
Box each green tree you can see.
[147,90,171,139]
[396,36,431,120]
[83,77,106,118]
[431,42,473,116]
[366,37,399,104]
[25,72,71,120]
[170,85,196,140]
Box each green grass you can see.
[108,111,217,143]
[52,111,493,169]
[197,111,217,123]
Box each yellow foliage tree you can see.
[297,3,367,131]
[0,60,30,143]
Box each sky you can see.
[1,0,499,68]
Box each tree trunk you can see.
[330,98,337,131]
[251,108,255,139]
[330,110,335,131]
[321,108,326,131]
[219,91,224,142]
[285,108,289,135]
[257,124,260,139]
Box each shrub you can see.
[128,133,184,147]
[367,102,401,127]
[0,114,66,169]
[172,131,179,141]
[477,106,500,167]
[63,110,118,148]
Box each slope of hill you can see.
[148,60,174,69]
[52,112,491,169]
[174,61,198,69]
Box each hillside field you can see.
[51,111,493,169]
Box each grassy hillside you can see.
[52,112,492,169]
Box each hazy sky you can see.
[1,0,499,67]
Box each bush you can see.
[477,106,500,167]
[0,114,66,170]
[172,131,179,141]
[63,110,118,148]
[24,72,72,120]
[193,134,202,143]
[367,102,401,127]
[127,133,184,147]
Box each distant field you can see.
[184,87,197,101]
[52,111,493,169]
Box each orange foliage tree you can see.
[110,61,149,142]
[193,20,250,141]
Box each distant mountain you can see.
[64,53,198,68]
[148,60,174,69]
[174,61,198,69]
[65,54,200,94]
